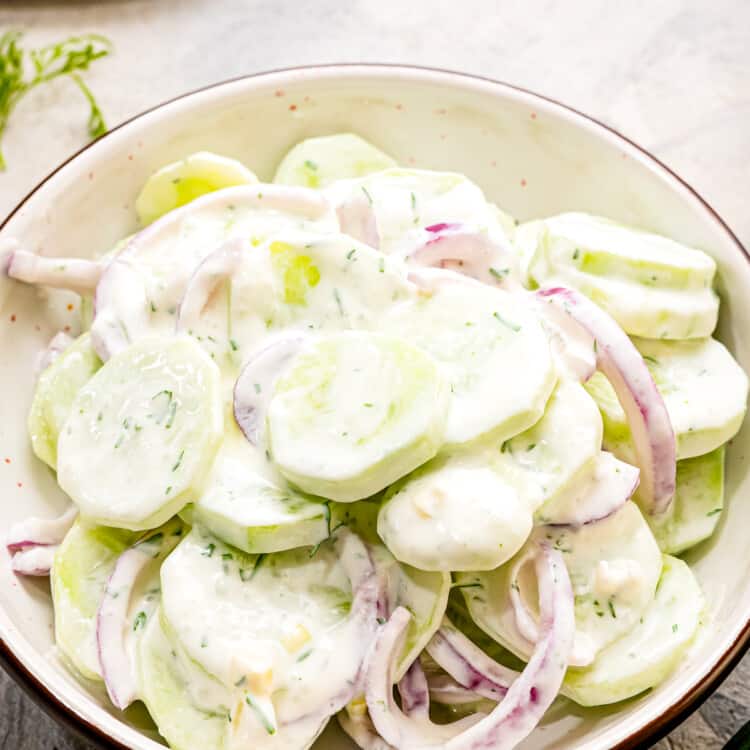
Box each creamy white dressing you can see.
[13,138,744,748]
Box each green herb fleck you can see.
[171,449,185,472]
[378,257,385,273]
[304,159,317,171]
[133,611,147,631]
[229,338,239,351]
[489,267,509,280]
[201,543,216,558]
[346,248,357,261]
[608,599,617,618]
[361,186,373,205]
[245,694,276,735]
[333,288,345,316]
[296,649,313,662]
[493,311,521,332]
[572,248,580,260]
[706,508,722,517]
[672,623,679,633]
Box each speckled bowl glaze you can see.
[1,65,749,750]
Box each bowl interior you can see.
[1,65,749,750]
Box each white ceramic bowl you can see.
[1,65,749,750]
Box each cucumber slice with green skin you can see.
[163,230,414,379]
[378,456,532,572]
[493,379,603,512]
[28,332,101,469]
[586,338,748,460]
[520,213,717,291]
[648,447,724,555]
[137,614,228,750]
[457,502,662,668]
[160,526,378,734]
[326,168,501,256]
[562,555,703,706]
[191,429,331,554]
[135,151,259,226]
[51,520,138,680]
[634,337,748,459]
[267,331,449,502]
[57,336,223,530]
[517,214,719,339]
[273,134,397,189]
[382,281,556,447]
[92,185,336,358]
[138,611,329,750]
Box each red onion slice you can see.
[427,673,484,706]
[97,530,180,710]
[365,546,574,750]
[10,545,58,576]
[34,331,75,378]
[6,506,78,554]
[337,194,380,249]
[338,708,396,750]
[407,223,519,290]
[398,659,430,718]
[175,238,246,334]
[364,608,487,747]
[8,250,104,295]
[91,257,150,361]
[426,618,517,702]
[537,286,676,514]
[233,333,306,445]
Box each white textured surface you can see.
[0,1,747,748]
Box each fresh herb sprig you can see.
[0,31,112,169]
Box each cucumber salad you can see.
[5,133,748,750]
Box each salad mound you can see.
[5,133,747,750]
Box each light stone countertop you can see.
[0,1,748,748]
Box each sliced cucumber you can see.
[191,428,331,553]
[633,337,748,459]
[378,456,532,571]
[51,520,138,680]
[57,336,223,530]
[494,378,603,511]
[458,502,662,667]
[325,168,499,255]
[160,526,371,728]
[518,213,719,338]
[383,282,556,446]
[649,447,724,555]
[562,555,703,706]
[135,151,258,225]
[28,333,101,469]
[158,230,415,375]
[137,613,230,750]
[273,134,397,189]
[267,331,448,501]
[92,186,337,352]
[585,338,748,460]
